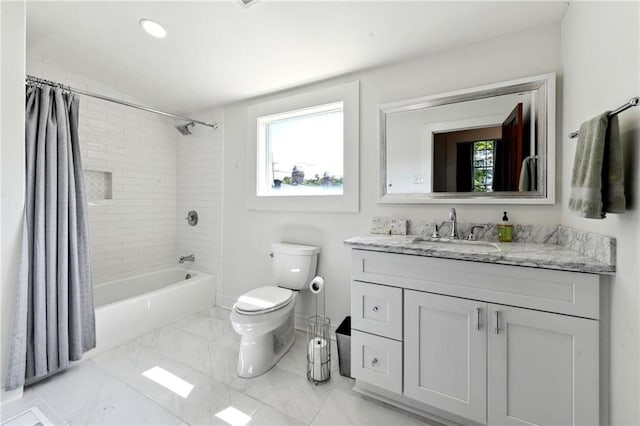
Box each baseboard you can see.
[353,381,482,426]
[0,386,24,406]
[218,295,236,310]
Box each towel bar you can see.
[569,97,639,139]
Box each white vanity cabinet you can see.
[350,249,602,426]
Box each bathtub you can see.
[88,267,216,357]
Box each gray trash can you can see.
[335,316,351,378]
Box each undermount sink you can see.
[410,237,502,252]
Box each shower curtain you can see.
[6,85,96,390]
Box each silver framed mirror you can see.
[379,73,555,204]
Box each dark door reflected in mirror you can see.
[432,103,537,193]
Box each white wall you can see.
[176,108,224,285]
[0,0,26,404]
[221,24,562,325]
[26,55,179,284]
[560,3,640,424]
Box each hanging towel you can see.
[518,156,537,192]
[569,113,625,219]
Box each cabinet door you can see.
[488,304,598,426]
[404,290,487,424]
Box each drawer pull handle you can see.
[370,358,379,367]
[372,306,379,312]
[494,310,500,334]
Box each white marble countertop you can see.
[344,235,615,274]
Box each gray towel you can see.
[569,113,625,218]
[518,156,537,192]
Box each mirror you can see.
[379,74,555,204]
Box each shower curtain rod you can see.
[569,97,638,139]
[25,75,219,130]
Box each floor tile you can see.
[31,361,181,426]
[311,389,435,426]
[150,370,261,426]
[0,392,67,426]
[248,405,305,426]
[210,306,232,322]
[275,331,308,378]
[140,326,214,377]
[276,331,356,394]
[32,362,123,419]
[3,306,445,426]
[230,366,332,424]
[92,339,195,398]
[65,389,181,426]
[172,310,238,346]
[207,340,240,385]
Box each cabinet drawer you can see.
[351,281,402,340]
[352,249,600,319]
[351,330,402,394]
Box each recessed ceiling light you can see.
[140,19,166,38]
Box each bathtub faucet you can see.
[178,254,195,264]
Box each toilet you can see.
[230,242,319,378]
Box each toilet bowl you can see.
[230,243,319,378]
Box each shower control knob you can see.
[372,306,379,312]
[370,358,378,367]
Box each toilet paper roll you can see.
[309,276,325,294]
[308,338,330,381]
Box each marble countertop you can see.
[344,235,615,274]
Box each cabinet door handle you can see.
[475,307,481,331]
[372,306,379,312]
[494,310,500,334]
[370,358,378,367]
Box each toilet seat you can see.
[235,286,293,315]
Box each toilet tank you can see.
[271,243,319,290]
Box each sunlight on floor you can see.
[214,406,252,426]
[142,366,194,398]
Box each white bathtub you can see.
[88,267,216,357]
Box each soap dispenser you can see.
[498,211,513,243]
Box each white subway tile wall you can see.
[176,113,223,279]
[27,54,179,284]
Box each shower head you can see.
[175,122,195,135]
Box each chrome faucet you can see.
[178,254,195,264]
[467,225,486,241]
[448,208,459,239]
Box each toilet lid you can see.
[236,286,293,313]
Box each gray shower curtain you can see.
[6,85,96,390]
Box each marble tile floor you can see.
[1,307,436,426]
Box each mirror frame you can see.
[379,73,555,204]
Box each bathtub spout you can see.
[179,254,195,264]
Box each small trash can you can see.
[335,316,351,378]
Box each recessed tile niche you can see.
[84,170,113,201]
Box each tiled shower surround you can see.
[26,55,222,284]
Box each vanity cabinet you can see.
[350,249,601,426]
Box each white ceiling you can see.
[26,1,567,114]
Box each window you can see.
[257,102,344,197]
[247,82,359,212]
[472,140,495,192]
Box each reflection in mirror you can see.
[380,74,555,204]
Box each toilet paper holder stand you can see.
[307,276,331,384]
